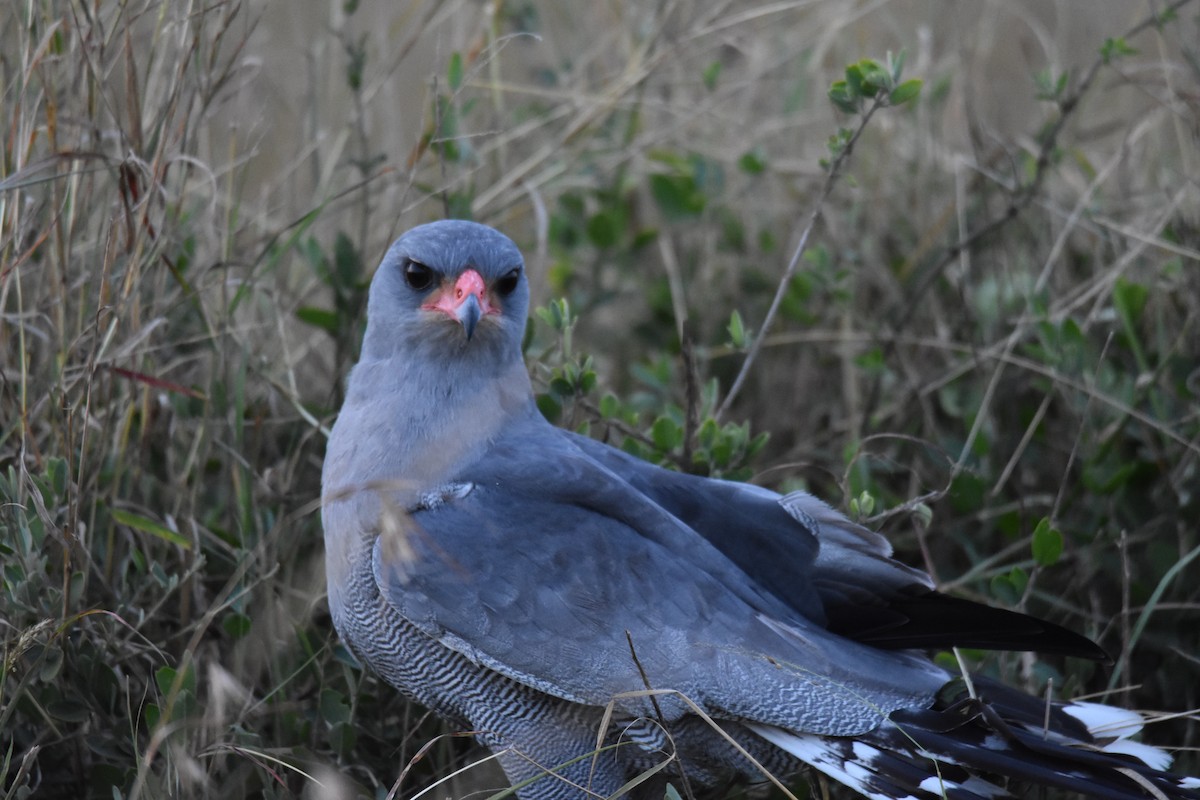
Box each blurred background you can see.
[2,1,1198,797]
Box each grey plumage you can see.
[322,220,1198,800]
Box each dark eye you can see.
[403,260,435,291]
[495,267,521,296]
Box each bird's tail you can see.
[750,677,1199,800]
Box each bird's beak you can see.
[457,294,482,341]
[424,268,494,341]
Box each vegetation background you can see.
[2,1,1198,798]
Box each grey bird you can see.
[322,219,1198,800]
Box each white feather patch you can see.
[1061,701,1175,771]
[1099,738,1173,772]
[1061,701,1145,739]
[749,724,919,800]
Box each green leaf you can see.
[647,149,691,171]
[111,508,191,549]
[948,472,986,514]
[46,456,68,497]
[825,127,853,159]
[320,689,352,725]
[737,149,767,175]
[828,80,858,113]
[1034,68,1069,101]
[990,566,1028,606]
[549,376,573,396]
[222,612,252,639]
[333,232,360,287]
[145,703,161,729]
[599,393,619,419]
[1099,37,1138,64]
[155,664,196,697]
[1009,566,1029,596]
[345,36,366,91]
[536,393,562,423]
[1032,518,1064,566]
[431,96,461,161]
[887,49,907,82]
[48,698,91,724]
[1113,277,1150,369]
[888,78,922,106]
[651,416,682,452]
[848,490,875,519]
[536,298,572,332]
[586,211,620,248]
[702,61,721,91]
[727,310,746,348]
[858,60,891,94]
[1112,277,1148,325]
[649,173,706,219]
[844,63,866,97]
[710,436,732,467]
[1082,459,1138,494]
[854,346,885,372]
[447,51,464,91]
[38,644,64,681]
[534,305,556,329]
[296,306,340,333]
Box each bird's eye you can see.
[495,268,521,297]
[403,260,435,291]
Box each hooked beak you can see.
[456,294,482,341]
[423,268,494,341]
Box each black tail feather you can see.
[829,591,1111,661]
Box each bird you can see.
[321,219,1198,800]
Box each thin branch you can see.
[717,96,888,420]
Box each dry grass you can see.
[2,1,1198,798]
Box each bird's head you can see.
[361,220,529,365]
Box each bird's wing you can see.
[564,431,1107,659]
[563,432,933,616]
[371,417,945,738]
